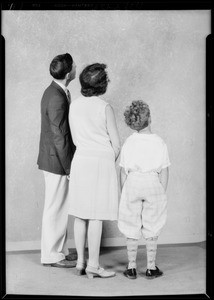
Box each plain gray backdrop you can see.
[2,10,210,251]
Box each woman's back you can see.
[68,95,118,221]
[69,95,114,155]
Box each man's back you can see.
[37,81,75,175]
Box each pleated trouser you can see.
[41,171,69,264]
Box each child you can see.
[118,100,170,279]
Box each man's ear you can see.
[65,72,70,80]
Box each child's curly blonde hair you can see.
[124,100,150,131]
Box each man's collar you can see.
[53,79,67,92]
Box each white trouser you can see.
[118,172,167,240]
[41,171,69,264]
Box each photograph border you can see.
[1,1,213,299]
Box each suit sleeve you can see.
[48,96,71,174]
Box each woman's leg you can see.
[86,219,116,278]
[87,219,103,268]
[74,217,87,265]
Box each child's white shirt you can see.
[119,132,170,175]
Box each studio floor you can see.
[6,242,206,297]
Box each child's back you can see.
[120,132,170,175]
[118,100,170,280]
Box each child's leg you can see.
[126,238,139,269]
[145,236,158,270]
[118,174,143,270]
[141,175,167,275]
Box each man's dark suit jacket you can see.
[37,81,76,175]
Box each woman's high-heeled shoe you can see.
[75,262,86,276]
[85,265,116,279]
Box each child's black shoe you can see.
[123,267,137,279]
[146,266,163,279]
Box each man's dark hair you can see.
[49,53,73,79]
[79,63,109,97]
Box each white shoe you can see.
[85,265,116,279]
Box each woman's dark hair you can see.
[79,63,109,97]
[49,53,73,79]
[124,100,150,131]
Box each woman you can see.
[68,63,120,278]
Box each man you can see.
[37,53,76,267]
